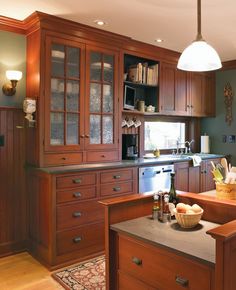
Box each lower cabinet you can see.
[175,158,221,193]
[117,234,214,290]
[27,166,137,269]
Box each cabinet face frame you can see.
[84,45,119,150]
[44,35,86,152]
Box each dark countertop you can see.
[36,153,224,174]
[111,216,218,266]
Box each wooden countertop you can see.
[111,216,218,266]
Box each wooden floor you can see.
[0,252,64,290]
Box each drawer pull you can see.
[62,157,67,160]
[113,186,121,192]
[113,175,121,179]
[73,192,82,198]
[73,236,82,243]
[132,257,142,266]
[73,211,82,218]
[73,178,82,184]
[101,154,105,158]
[175,276,189,287]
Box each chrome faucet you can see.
[185,139,195,153]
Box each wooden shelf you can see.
[124,80,158,88]
[122,110,160,116]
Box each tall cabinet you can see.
[26,19,120,167]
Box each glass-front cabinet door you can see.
[85,47,118,149]
[45,36,85,151]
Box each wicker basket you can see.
[216,183,236,200]
[174,209,204,228]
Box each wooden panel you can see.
[56,222,104,255]
[100,168,133,184]
[56,187,96,203]
[86,150,119,162]
[118,270,156,290]
[118,234,213,290]
[57,200,103,230]
[0,108,27,257]
[189,166,200,193]
[44,152,83,166]
[174,161,189,192]
[56,173,96,189]
[100,181,133,197]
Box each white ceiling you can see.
[1,0,236,62]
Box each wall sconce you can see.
[2,70,22,96]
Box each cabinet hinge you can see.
[43,139,45,145]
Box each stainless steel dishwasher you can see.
[139,164,174,193]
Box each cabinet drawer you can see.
[118,234,213,290]
[44,152,83,166]
[86,150,119,162]
[100,168,133,184]
[56,173,96,189]
[56,187,96,204]
[100,181,133,197]
[56,222,104,255]
[57,200,103,230]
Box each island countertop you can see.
[111,216,219,266]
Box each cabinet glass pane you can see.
[66,113,79,144]
[90,52,102,81]
[90,115,101,144]
[51,79,64,110]
[103,84,113,113]
[90,83,101,113]
[103,115,113,144]
[66,80,79,111]
[67,47,80,78]
[104,54,113,83]
[50,112,64,145]
[51,44,65,77]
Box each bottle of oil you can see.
[152,192,160,220]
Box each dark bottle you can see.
[169,172,179,207]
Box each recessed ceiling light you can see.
[94,20,107,26]
[155,38,164,43]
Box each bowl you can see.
[173,208,204,228]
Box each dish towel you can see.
[190,155,202,167]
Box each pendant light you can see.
[177,0,222,72]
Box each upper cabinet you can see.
[159,62,188,116]
[159,61,216,117]
[26,27,120,167]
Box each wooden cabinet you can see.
[26,20,120,167]
[159,62,188,116]
[27,166,137,269]
[190,72,215,117]
[117,234,213,290]
[175,158,220,193]
[200,158,220,192]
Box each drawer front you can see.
[100,181,133,197]
[118,234,212,290]
[56,222,104,255]
[44,152,83,166]
[57,200,103,230]
[100,168,133,184]
[86,150,119,163]
[56,187,96,204]
[56,173,96,189]
[118,271,156,290]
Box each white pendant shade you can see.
[177,40,222,72]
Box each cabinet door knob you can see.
[73,236,82,243]
[73,192,82,198]
[113,175,121,179]
[73,211,82,218]
[101,155,105,158]
[175,276,189,287]
[113,186,121,192]
[73,178,82,184]
[80,135,85,138]
[62,157,67,160]
[85,135,90,138]
[132,257,142,266]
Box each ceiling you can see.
[1,0,236,62]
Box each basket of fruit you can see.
[174,203,203,228]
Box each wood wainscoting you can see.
[0,107,27,257]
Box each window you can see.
[145,121,186,151]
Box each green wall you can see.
[0,30,26,108]
[201,69,236,164]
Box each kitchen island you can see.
[100,192,236,290]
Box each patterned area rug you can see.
[52,256,105,290]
